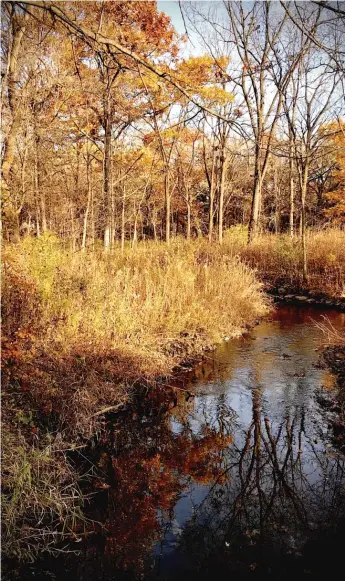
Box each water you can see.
[14,305,345,580]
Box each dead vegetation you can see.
[222,227,345,298]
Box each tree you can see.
[322,120,345,224]
[283,46,342,278]
[223,1,303,242]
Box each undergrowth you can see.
[222,226,345,296]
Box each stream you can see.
[14,305,345,580]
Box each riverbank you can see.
[270,291,345,311]
[319,343,345,453]
[2,235,269,560]
[5,304,345,581]
[224,227,345,302]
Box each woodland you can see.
[1,1,345,249]
[1,0,345,569]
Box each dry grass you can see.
[314,316,345,346]
[1,425,86,561]
[2,233,269,355]
[220,226,345,297]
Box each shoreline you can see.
[267,287,345,312]
[318,345,345,453]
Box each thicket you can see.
[234,228,345,297]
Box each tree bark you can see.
[164,170,170,243]
[218,154,227,245]
[2,11,29,187]
[186,199,191,240]
[208,148,217,242]
[300,160,309,281]
[121,184,126,253]
[289,151,295,237]
[70,204,76,252]
[103,91,112,250]
[34,134,47,233]
[82,155,92,251]
[248,154,262,243]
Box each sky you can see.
[157,1,186,34]
[157,0,206,56]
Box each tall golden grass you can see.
[221,226,345,297]
[2,233,269,359]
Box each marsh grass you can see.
[223,227,345,296]
[1,427,86,561]
[2,233,269,352]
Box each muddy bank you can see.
[267,285,345,311]
[318,345,345,452]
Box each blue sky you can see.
[157,0,206,56]
[157,1,185,34]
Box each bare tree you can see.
[283,45,342,278]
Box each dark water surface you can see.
[15,306,345,580]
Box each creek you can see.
[16,305,345,580]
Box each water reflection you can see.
[20,306,345,580]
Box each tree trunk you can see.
[132,208,138,249]
[110,155,116,248]
[300,162,309,281]
[186,199,191,240]
[20,140,28,212]
[70,204,76,252]
[289,165,295,238]
[288,133,295,237]
[82,157,92,251]
[164,169,170,244]
[121,185,126,253]
[40,192,47,234]
[152,214,157,242]
[103,91,112,250]
[218,155,227,245]
[34,139,41,236]
[208,149,217,243]
[91,186,95,251]
[274,167,280,233]
[35,135,47,233]
[2,11,29,189]
[248,150,262,243]
[36,210,40,238]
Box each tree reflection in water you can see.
[171,389,345,579]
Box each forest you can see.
[2,1,345,248]
[1,0,345,577]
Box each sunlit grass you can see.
[2,233,269,357]
[221,226,345,297]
